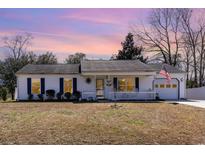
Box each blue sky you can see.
[0,8,150,61]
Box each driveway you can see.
[169,99,205,109]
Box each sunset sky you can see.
[0,8,151,61]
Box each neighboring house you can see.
[15,60,186,101]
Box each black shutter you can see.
[79,65,81,73]
[27,78,31,95]
[113,77,117,91]
[41,78,45,94]
[60,78,64,93]
[73,78,77,92]
[135,77,139,89]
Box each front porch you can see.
[81,73,156,101]
[81,91,156,101]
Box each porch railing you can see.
[109,91,156,101]
[81,91,156,101]
[81,91,97,100]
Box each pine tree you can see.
[114,32,147,63]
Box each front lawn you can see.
[0,102,205,144]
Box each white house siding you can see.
[16,73,186,101]
[79,75,96,100]
[16,74,93,100]
[155,73,186,99]
[139,76,154,91]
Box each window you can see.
[172,84,177,88]
[64,79,72,93]
[96,79,104,90]
[155,84,158,88]
[166,84,171,88]
[118,77,134,92]
[160,84,165,88]
[32,79,40,94]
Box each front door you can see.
[96,79,104,99]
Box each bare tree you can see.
[64,52,86,64]
[133,9,183,66]
[1,33,33,99]
[179,9,205,87]
[182,44,193,81]
[3,33,33,60]
[180,9,200,86]
[197,24,205,86]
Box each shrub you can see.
[186,80,198,88]
[56,92,63,101]
[28,94,33,100]
[46,89,55,100]
[156,93,160,100]
[38,94,44,101]
[64,92,71,100]
[72,91,81,101]
[0,87,7,101]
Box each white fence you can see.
[186,87,205,100]
[81,91,96,100]
[109,91,156,101]
[81,91,156,101]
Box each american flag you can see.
[159,64,171,82]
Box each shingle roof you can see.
[81,60,155,73]
[148,63,185,73]
[16,64,80,74]
[16,61,185,75]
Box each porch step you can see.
[97,99,109,103]
[97,96,105,100]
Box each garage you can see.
[154,78,179,100]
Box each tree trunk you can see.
[11,92,14,100]
[193,47,198,87]
[186,62,189,81]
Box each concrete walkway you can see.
[168,99,205,109]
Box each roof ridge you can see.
[82,59,142,62]
[26,63,80,65]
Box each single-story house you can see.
[15,60,186,101]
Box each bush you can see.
[64,92,71,100]
[186,80,198,88]
[28,94,33,100]
[0,87,7,101]
[72,91,81,101]
[38,94,44,101]
[56,92,63,101]
[155,93,160,100]
[46,89,55,100]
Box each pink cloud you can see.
[31,32,121,55]
[61,9,147,26]
[0,27,128,62]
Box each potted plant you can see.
[46,89,55,100]
[56,92,63,101]
[64,92,71,101]
[72,91,81,102]
[156,93,160,100]
[38,94,44,101]
[28,94,33,101]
